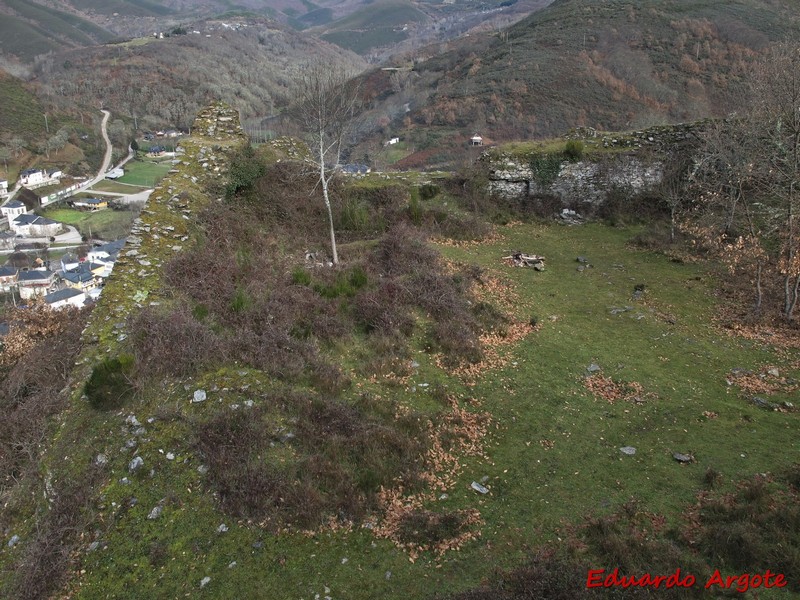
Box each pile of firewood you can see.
[502,251,545,271]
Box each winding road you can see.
[88,109,113,188]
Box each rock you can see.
[120,477,130,485]
[576,256,588,263]
[128,456,144,473]
[7,535,20,548]
[479,475,490,484]
[166,452,175,460]
[200,577,211,588]
[673,453,693,464]
[147,505,163,520]
[767,368,780,377]
[471,481,489,494]
[217,523,229,533]
[587,363,601,374]
[125,415,140,427]
[192,389,207,403]
[88,541,100,552]
[341,557,348,564]
[620,446,636,456]
[385,571,392,580]
[95,453,108,466]
[228,561,237,568]
[197,464,209,475]
[252,540,264,550]
[751,397,777,410]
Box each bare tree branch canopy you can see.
[689,41,800,320]
[288,63,361,265]
[750,42,800,318]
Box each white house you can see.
[470,134,483,146]
[385,137,400,146]
[11,213,61,237]
[17,270,55,299]
[0,179,8,197]
[44,287,86,310]
[19,169,45,186]
[1,199,27,228]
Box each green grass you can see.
[90,179,148,194]
[28,222,798,599]
[117,160,172,187]
[41,206,137,240]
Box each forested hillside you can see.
[30,18,365,133]
[358,0,800,155]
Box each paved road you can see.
[86,109,113,188]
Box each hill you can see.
[354,0,800,164]
[319,0,430,55]
[0,0,117,63]
[29,17,365,133]
[1,104,799,599]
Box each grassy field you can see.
[51,221,799,599]
[117,160,172,188]
[42,206,137,240]
[90,179,148,194]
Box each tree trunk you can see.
[319,136,339,265]
[755,261,763,315]
[784,185,795,319]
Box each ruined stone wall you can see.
[484,121,708,208]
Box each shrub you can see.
[130,308,222,378]
[564,139,584,160]
[225,143,268,200]
[85,354,136,410]
[291,267,312,286]
[419,183,440,200]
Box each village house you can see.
[72,197,108,211]
[11,213,61,238]
[62,262,106,292]
[1,199,27,228]
[17,269,56,299]
[19,168,62,189]
[87,239,125,263]
[19,168,46,187]
[470,134,483,146]
[0,179,8,198]
[44,287,86,310]
[0,265,17,292]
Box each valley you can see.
[1,1,800,599]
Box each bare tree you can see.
[750,42,800,319]
[690,119,769,314]
[288,63,361,265]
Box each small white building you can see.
[1,199,27,228]
[44,287,86,309]
[19,169,45,186]
[0,179,8,197]
[470,134,483,146]
[385,137,400,146]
